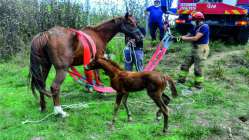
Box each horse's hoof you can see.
[85,88,94,93]
[61,112,69,118]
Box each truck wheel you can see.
[236,27,249,45]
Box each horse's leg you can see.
[111,93,124,127]
[156,93,170,121]
[122,94,132,122]
[84,70,94,92]
[149,92,169,133]
[93,70,103,86]
[39,63,52,112]
[51,68,68,117]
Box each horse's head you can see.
[119,13,144,42]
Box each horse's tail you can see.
[164,75,178,98]
[29,32,51,98]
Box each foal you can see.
[87,57,178,132]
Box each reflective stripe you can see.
[179,70,188,77]
[195,76,204,83]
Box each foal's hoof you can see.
[39,107,46,112]
[106,121,115,130]
[162,129,168,134]
[128,117,133,122]
[156,116,162,122]
[108,124,115,130]
[239,116,248,122]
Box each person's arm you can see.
[182,33,191,37]
[144,6,151,16]
[181,32,203,42]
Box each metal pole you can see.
[86,0,90,25]
[145,0,149,38]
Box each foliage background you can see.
[0,0,150,60]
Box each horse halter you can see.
[120,23,143,42]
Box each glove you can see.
[171,36,182,43]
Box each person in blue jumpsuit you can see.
[145,0,164,42]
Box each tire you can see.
[235,27,249,45]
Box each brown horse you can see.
[29,14,144,117]
[86,57,178,132]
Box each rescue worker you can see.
[177,11,210,89]
[145,0,164,45]
[124,22,146,71]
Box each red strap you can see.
[68,67,116,93]
[144,45,163,71]
[145,48,167,71]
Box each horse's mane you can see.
[83,16,124,31]
[101,58,124,71]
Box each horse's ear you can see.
[125,12,129,19]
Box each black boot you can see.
[194,82,203,90]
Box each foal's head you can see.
[86,57,123,77]
[87,57,122,70]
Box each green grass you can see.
[0,40,249,140]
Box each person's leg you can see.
[124,47,133,71]
[134,48,144,72]
[193,45,209,89]
[178,50,195,83]
[149,22,157,45]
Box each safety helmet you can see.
[191,11,205,21]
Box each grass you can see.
[0,40,249,140]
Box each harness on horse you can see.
[68,29,116,93]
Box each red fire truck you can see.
[175,0,249,44]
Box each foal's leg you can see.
[156,93,171,121]
[122,94,132,122]
[149,93,169,133]
[111,93,124,127]
[51,68,68,117]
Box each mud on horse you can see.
[29,13,144,117]
[86,57,178,132]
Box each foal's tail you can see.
[29,32,51,98]
[164,76,178,98]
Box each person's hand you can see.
[181,36,187,40]
[130,39,136,43]
[171,36,182,43]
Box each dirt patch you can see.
[206,50,243,66]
